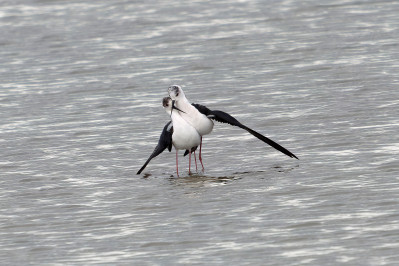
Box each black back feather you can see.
[192,103,212,116]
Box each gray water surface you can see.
[1,0,399,265]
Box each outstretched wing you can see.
[137,121,173,175]
[192,103,298,159]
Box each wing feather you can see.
[211,110,298,159]
[137,121,173,174]
[210,110,298,159]
[192,103,298,159]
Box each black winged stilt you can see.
[167,85,298,171]
[137,97,200,177]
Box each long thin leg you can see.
[199,137,205,172]
[189,151,192,174]
[175,150,179,177]
[194,151,198,172]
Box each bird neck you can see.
[175,97,194,114]
[171,111,189,130]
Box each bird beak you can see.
[171,100,186,114]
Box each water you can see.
[1,0,399,265]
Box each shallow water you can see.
[1,0,399,265]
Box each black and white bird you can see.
[137,97,200,177]
[168,85,298,170]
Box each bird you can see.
[137,97,201,177]
[168,85,298,170]
[167,86,213,171]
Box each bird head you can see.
[168,85,186,101]
[162,97,185,116]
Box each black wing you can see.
[192,103,298,159]
[183,146,198,157]
[137,121,173,175]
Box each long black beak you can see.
[171,100,186,114]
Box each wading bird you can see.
[137,97,201,177]
[168,85,298,171]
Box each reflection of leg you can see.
[175,150,179,177]
[199,137,205,172]
[194,151,198,172]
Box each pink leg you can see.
[189,151,192,174]
[194,151,198,172]
[199,137,205,172]
[175,150,179,177]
